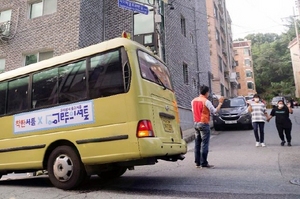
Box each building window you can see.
[0,10,12,36]
[192,78,197,89]
[215,29,220,45]
[133,9,155,49]
[213,4,218,20]
[25,51,54,66]
[234,50,238,55]
[218,56,223,72]
[181,15,186,37]
[134,10,154,35]
[0,10,12,22]
[246,70,253,78]
[190,34,194,43]
[244,48,250,56]
[244,59,251,67]
[220,84,224,96]
[235,60,238,66]
[236,72,240,79]
[237,83,241,89]
[247,81,254,90]
[30,0,57,19]
[0,59,5,73]
[183,63,188,84]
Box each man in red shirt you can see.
[191,85,224,168]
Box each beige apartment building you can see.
[233,40,256,96]
[206,0,238,97]
[288,37,300,98]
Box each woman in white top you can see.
[248,94,269,147]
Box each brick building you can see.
[206,0,238,98]
[233,40,256,96]
[0,0,211,130]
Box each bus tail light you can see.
[137,120,155,138]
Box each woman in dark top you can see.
[268,100,293,146]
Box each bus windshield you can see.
[138,50,172,90]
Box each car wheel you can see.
[47,146,87,190]
[248,124,253,130]
[214,125,222,131]
[97,167,127,180]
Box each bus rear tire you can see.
[97,167,127,179]
[47,146,87,190]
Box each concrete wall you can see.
[164,0,211,129]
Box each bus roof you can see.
[0,37,157,82]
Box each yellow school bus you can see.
[0,37,187,189]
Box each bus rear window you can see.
[138,51,172,90]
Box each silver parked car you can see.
[271,96,287,108]
[213,97,252,131]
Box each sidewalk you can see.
[182,120,214,143]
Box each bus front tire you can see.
[97,167,127,179]
[47,146,87,190]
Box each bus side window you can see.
[89,50,125,99]
[7,76,29,114]
[58,60,87,103]
[32,67,58,109]
[0,82,7,115]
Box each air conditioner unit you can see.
[0,21,11,37]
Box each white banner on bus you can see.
[14,100,94,134]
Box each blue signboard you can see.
[118,0,149,15]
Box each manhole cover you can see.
[290,178,300,185]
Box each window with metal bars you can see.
[183,63,188,85]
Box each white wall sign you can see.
[14,100,94,134]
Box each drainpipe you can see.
[193,7,201,95]
[102,0,106,41]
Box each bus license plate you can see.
[162,119,173,133]
[225,120,237,124]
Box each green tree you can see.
[244,21,298,101]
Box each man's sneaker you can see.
[201,164,215,169]
[195,165,201,168]
[288,142,292,146]
[256,142,260,147]
[261,143,266,147]
[281,141,286,146]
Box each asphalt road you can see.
[1,108,300,199]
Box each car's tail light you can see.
[136,120,155,138]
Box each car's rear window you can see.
[272,97,283,101]
[245,96,253,101]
